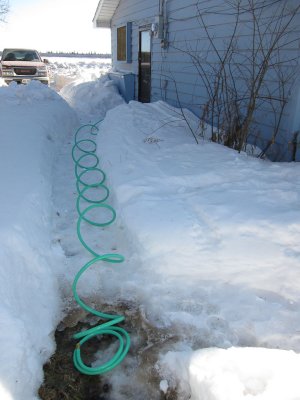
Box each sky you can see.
[0,0,111,53]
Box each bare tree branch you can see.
[0,0,9,22]
[168,0,300,159]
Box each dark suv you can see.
[0,48,50,85]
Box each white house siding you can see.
[111,0,300,160]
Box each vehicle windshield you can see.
[1,50,41,62]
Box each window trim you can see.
[126,22,132,63]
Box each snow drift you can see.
[0,81,77,399]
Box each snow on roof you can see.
[93,0,120,28]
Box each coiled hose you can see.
[71,121,130,375]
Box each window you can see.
[117,23,132,63]
[117,26,126,61]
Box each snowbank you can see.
[0,81,77,399]
[60,75,124,120]
[48,56,111,91]
[94,99,300,398]
[159,347,300,400]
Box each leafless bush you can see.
[168,0,300,159]
[0,0,9,22]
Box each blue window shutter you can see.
[126,22,132,63]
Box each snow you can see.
[48,56,111,91]
[60,75,125,120]
[0,56,300,400]
[96,100,300,344]
[159,347,300,399]
[0,78,78,399]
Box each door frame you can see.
[138,27,152,103]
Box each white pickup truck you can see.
[0,48,50,85]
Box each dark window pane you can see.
[117,26,126,61]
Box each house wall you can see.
[111,0,300,160]
[111,0,158,99]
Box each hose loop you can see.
[72,139,97,162]
[77,182,109,205]
[74,123,99,142]
[75,167,106,189]
[74,152,100,169]
[71,119,130,375]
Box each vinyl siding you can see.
[153,0,300,159]
[110,0,300,160]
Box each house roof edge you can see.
[93,0,120,28]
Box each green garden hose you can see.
[71,121,130,375]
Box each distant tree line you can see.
[41,51,111,59]
[0,50,111,58]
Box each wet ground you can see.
[39,302,180,400]
[39,320,109,400]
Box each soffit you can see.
[93,0,120,28]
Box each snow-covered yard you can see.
[0,57,300,400]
